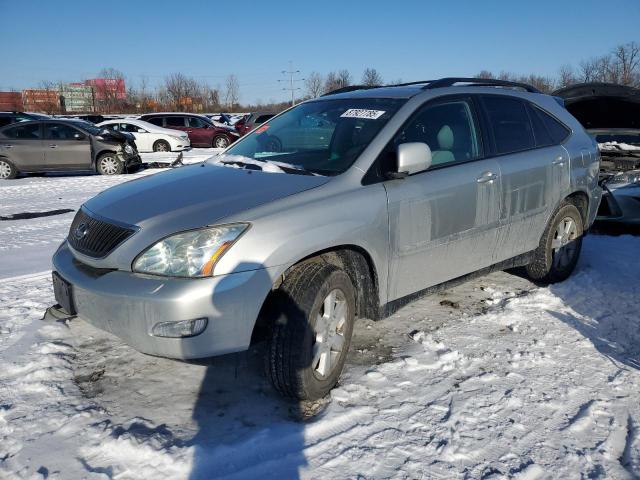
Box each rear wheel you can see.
[96,153,124,176]
[266,262,355,400]
[153,140,170,152]
[0,158,17,179]
[213,135,230,149]
[526,202,583,283]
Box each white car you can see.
[96,119,190,152]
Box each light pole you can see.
[279,61,304,106]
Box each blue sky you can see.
[1,0,639,104]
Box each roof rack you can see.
[321,85,378,96]
[423,77,541,93]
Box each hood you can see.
[553,82,640,129]
[83,162,330,232]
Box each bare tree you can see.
[305,71,324,98]
[34,80,61,114]
[337,69,351,88]
[612,41,640,85]
[474,70,494,79]
[93,67,126,113]
[362,68,383,86]
[323,71,340,93]
[557,64,577,88]
[225,74,240,109]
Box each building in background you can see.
[61,83,94,113]
[85,78,125,101]
[22,89,60,114]
[0,92,24,111]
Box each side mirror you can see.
[137,128,146,133]
[389,142,432,179]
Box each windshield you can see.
[222,98,405,175]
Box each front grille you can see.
[67,208,135,258]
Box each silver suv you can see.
[51,78,601,400]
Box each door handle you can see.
[476,171,498,184]
[49,144,58,148]
[3,144,13,149]
[552,156,565,166]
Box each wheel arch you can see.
[251,244,381,345]
[566,190,590,227]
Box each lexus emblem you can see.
[74,222,89,240]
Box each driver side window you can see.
[395,99,482,167]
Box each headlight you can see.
[124,144,134,154]
[132,224,248,277]
[170,135,184,142]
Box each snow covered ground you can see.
[1,153,640,479]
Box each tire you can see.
[0,158,18,179]
[265,136,282,152]
[525,202,584,283]
[96,153,124,176]
[153,140,171,152]
[213,135,230,149]
[266,262,356,400]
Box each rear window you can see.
[482,96,535,154]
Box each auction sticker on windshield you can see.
[340,109,386,120]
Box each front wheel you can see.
[96,153,124,176]
[213,135,230,149]
[0,158,18,179]
[153,140,171,152]
[266,262,355,400]
[525,202,584,283]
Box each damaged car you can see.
[555,82,640,223]
[50,78,600,400]
[0,119,141,179]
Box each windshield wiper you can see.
[220,158,317,176]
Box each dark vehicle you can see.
[234,111,276,136]
[0,119,141,179]
[555,83,640,224]
[59,114,106,124]
[139,113,240,148]
[0,111,49,128]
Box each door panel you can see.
[0,123,45,170]
[385,159,502,300]
[382,96,501,301]
[43,123,92,169]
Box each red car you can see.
[235,112,276,136]
[139,113,240,148]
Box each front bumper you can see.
[52,242,275,359]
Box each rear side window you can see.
[526,104,553,147]
[531,106,570,144]
[147,117,164,127]
[2,123,41,139]
[482,96,535,154]
[166,116,185,127]
[255,115,274,124]
[187,116,207,128]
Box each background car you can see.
[139,113,239,148]
[0,111,50,128]
[234,111,276,136]
[0,119,140,179]
[97,118,190,152]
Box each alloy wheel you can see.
[551,216,578,269]
[312,289,348,378]
[215,137,229,148]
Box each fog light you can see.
[151,318,208,338]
